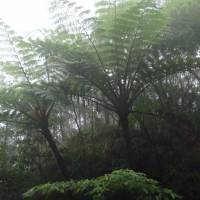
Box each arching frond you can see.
[47,0,169,109]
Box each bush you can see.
[23,169,180,200]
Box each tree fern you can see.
[47,0,170,102]
[0,20,68,177]
[43,0,175,168]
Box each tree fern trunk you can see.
[41,127,67,178]
[120,114,134,169]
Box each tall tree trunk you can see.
[41,127,67,178]
[136,117,163,180]
[119,113,134,169]
[105,109,110,125]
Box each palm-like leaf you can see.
[47,0,170,112]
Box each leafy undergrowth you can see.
[23,169,181,200]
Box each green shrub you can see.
[23,169,180,200]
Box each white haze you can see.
[0,0,95,34]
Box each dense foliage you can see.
[0,0,199,199]
[23,169,180,200]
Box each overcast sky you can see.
[0,0,94,34]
